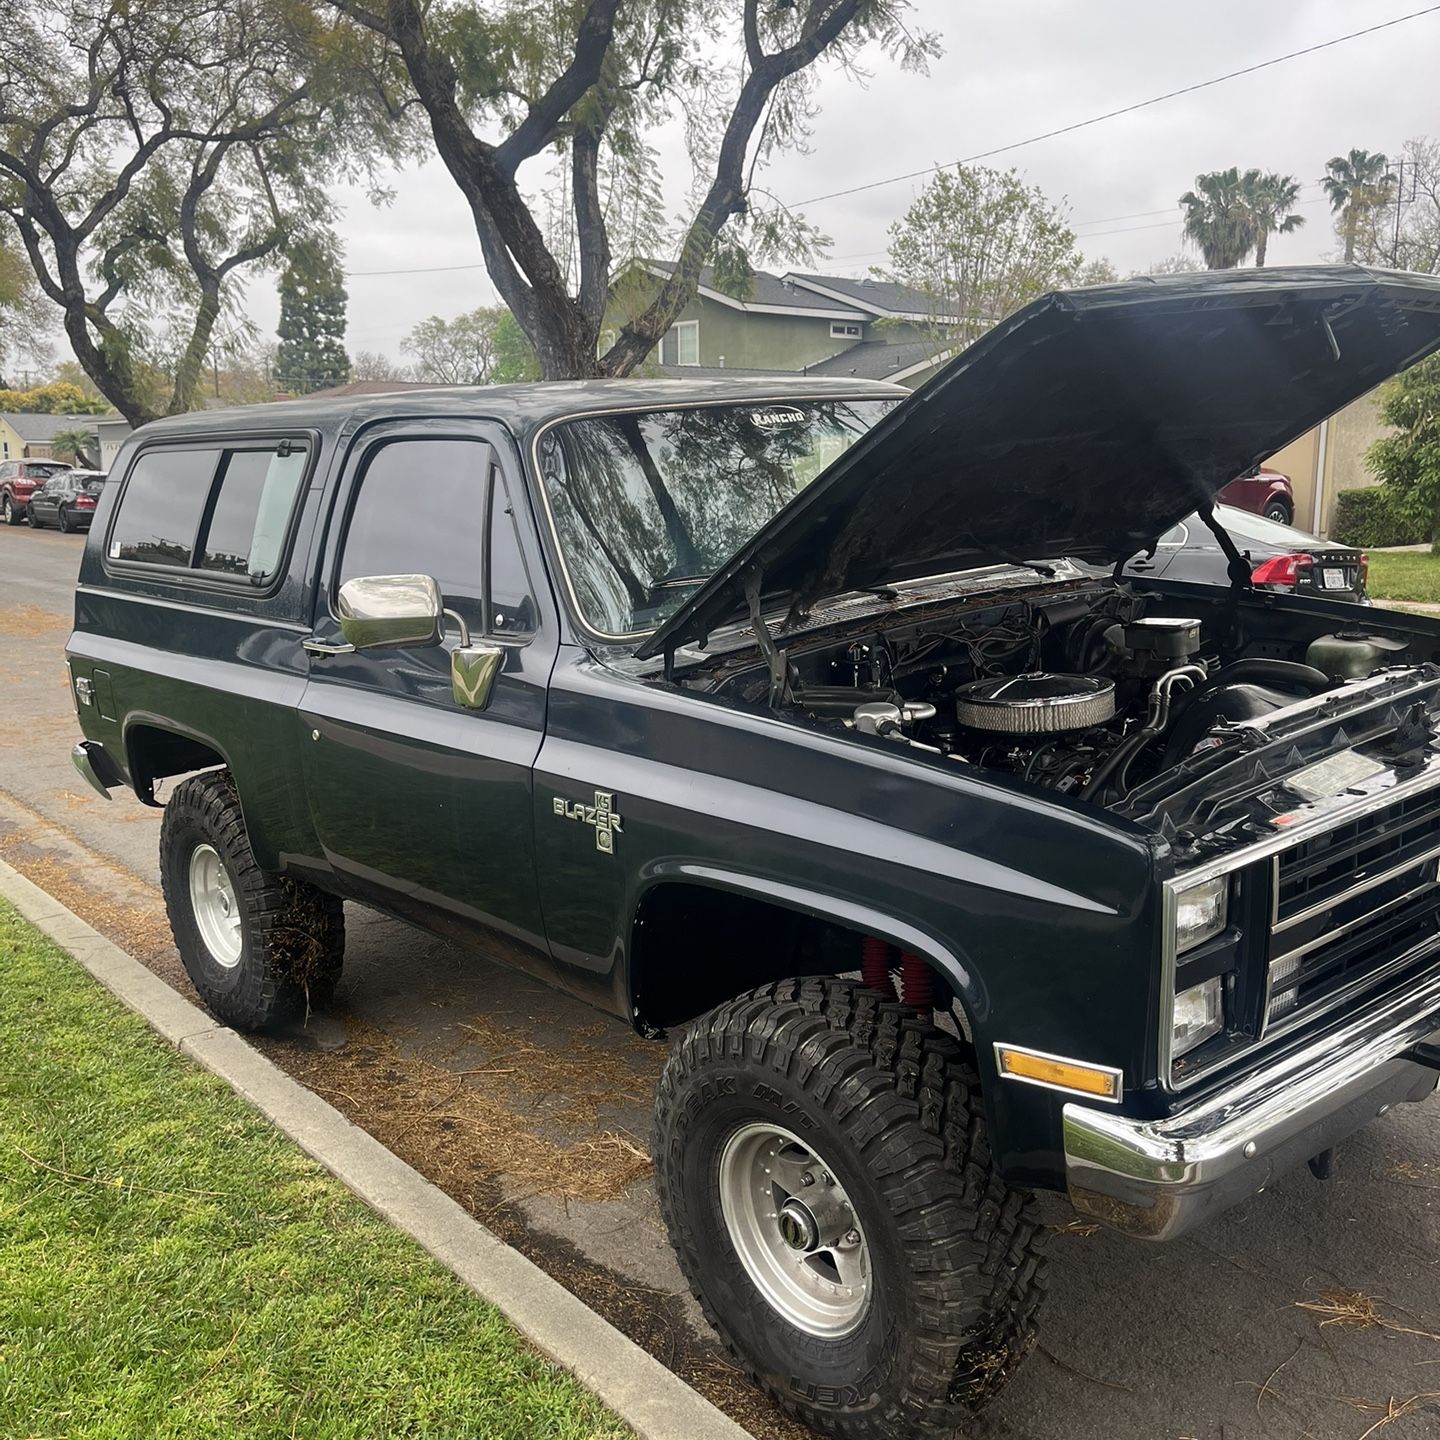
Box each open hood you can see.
[638,265,1440,661]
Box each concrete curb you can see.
[0,858,755,1440]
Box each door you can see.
[298,424,556,962]
[30,476,62,525]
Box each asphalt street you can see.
[4,521,1440,1440]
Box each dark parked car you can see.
[1217,464,1294,522]
[0,458,70,524]
[26,469,105,532]
[65,268,1440,1438]
[1127,503,1369,602]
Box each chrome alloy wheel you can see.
[188,843,243,968]
[718,1121,871,1337]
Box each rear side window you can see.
[200,450,308,576]
[109,443,307,579]
[109,450,216,567]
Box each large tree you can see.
[0,0,404,425]
[1240,170,1305,267]
[1179,168,1256,270]
[402,304,538,384]
[276,236,351,394]
[882,165,1089,336]
[0,239,50,383]
[1324,148,1397,263]
[1359,136,1440,271]
[327,0,937,379]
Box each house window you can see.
[830,322,862,339]
[661,320,700,366]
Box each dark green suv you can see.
[67,268,1440,1437]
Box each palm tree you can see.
[1240,170,1306,267]
[1323,149,1397,262]
[51,426,98,467]
[1179,169,1257,269]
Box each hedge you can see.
[1330,486,1427,548]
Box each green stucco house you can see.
[610,262,955,389]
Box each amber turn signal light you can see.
[994,1044,1123,1102]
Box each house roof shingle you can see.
[784,272,946,319]
[634,261,868,317]
[803,339,950,382]
[0,412,100,443]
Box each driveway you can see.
[5,523,1440,1439]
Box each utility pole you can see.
[1392,157,1406,267]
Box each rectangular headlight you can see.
[1172,976,1224,1058]
[1174,876,1227,953]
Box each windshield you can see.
[536,398,898,636]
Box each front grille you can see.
[1268,789,1440,1024]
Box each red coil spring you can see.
[860,936,898,999]
[901,950,935,1011]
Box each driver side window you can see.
[339,439,491,632]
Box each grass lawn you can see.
[1367,549,1440,604]
[0,901,629,1440]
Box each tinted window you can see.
[199,449,307,577]
[26,463,67,480]
[339,439,489,628]
[488,471,535,636]
[109,449,218,567]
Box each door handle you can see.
[302,637,356,656]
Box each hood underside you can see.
[639,265,1440,661]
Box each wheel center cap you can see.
[777,1198,820,1252]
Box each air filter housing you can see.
[954,673,1116,735]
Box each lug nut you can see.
[800,1171,815,1187]
[843,1228,861,1246]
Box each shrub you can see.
[1331,486,1426,547]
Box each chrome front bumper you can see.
[1064,966,1440,1240]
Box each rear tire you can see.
[160,770,344,1030]
[25,506,37,528]
[3,494,18,525]
[1263,499,1292,524]
[654,978,1046,1438]
[58,505,72,533]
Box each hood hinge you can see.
[1196,497,1253,592]
[744,571,792,709]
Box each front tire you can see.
[160,770,344,1030]
[654,978,1046,1438]
[1263,499,1292,525]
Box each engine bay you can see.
[703,580,1439,817]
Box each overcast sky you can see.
[245,0,1439,361]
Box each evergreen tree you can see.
[275,237,350,394]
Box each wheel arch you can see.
[627,863,985,1039]
[123,713,233,808]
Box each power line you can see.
[787,5,1440,207]
[337,10,1434,283]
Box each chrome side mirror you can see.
[337,574,443,650]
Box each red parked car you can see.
[1217,465,1294,523]
[0,458,72,525]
